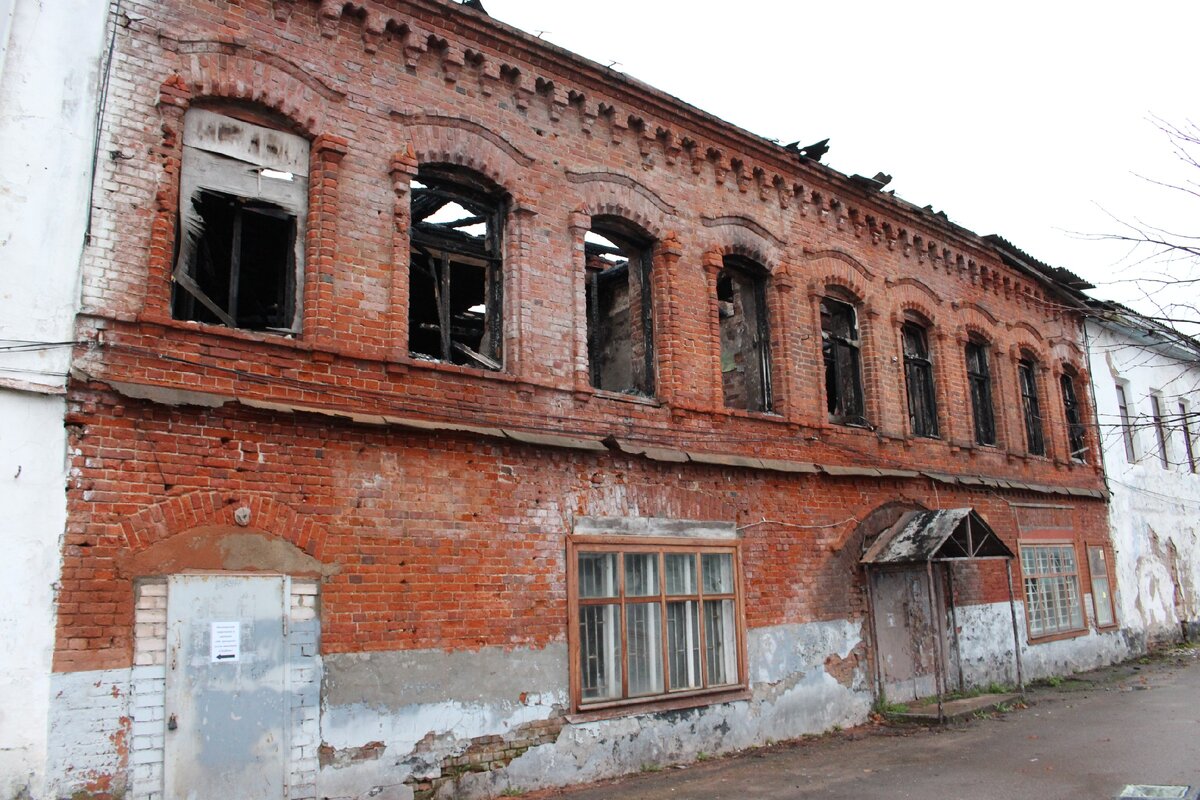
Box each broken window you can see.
[1115,383,1137,463]
[966,339,996,446]
[717,257,771,412]
[821,296,865,425]
[1018,357,1045,456]
[409,164,506,370]
[172,108,309,333]
[1020,543,1085,638]
[585,219,655,396]
[902,321,938,438]
[571,542,744,710]
[1060,371,1087,462]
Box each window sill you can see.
[567,687,750,723]
[401,355,518,383]
[719,407,788,424]
[589,389,662,407]
[1026,627,1088,645]
[140,312,312,352]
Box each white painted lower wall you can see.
[0,392,68,798]
[954,600,1135,689]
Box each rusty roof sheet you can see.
[861,508,1014,565]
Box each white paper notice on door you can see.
[210,621,241,663]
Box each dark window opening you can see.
[1115,384,1137,462]
[173,190,297,331]
[821,297,865,425]
[1019,358,1045,456]
[902,322,938,438]
[717,257,771,412]
[585,220,655,396]
[1061,373,1087,462]
[1151,394,1170,468]
[409,165,506,370]
[966,339,996,446]
[172,108,308,333]
[1181,402,1197,473]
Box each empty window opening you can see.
[1018,358,1045,456]
[1115,383,1137,462]
[821,296,865,425]
[1151,393,1171,468]
[966,339,996,446]
[1061,373,1087,462]
[409,165,506,370]
[1181,401,1197,473]
[172,108,309,332]
[585,219,655,396]
[717,257,771,412]
[902,321,938,438]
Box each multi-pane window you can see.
[1021,543,1084,638]
[717,257,772,412]
[1061,373,1087,462]
[585,219,656,396]
[965,339,996,446]
[572,544,743,709]
[821,297,865,425]
[1180,401,1197,473]
[1115,383,1137,463]
[901,322,938,438]
[409,165,506,369]
[172,109,309,333]
[1018,358,1045,456]
[1087,546,1115,628]
[1151,393,1170,468]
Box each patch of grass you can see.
[873,697,909,715]
[695,751,710,762]
[500,788,525,797]
[640,763,662,773]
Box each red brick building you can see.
[49,1,1129,797]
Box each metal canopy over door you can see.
[165,574,289,800]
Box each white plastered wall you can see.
[1086,318,1200,646]
[0,0,108,795]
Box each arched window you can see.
[717,256,771,412]
[902,320,937,438]
[821,294,865,425]
[409,164,506,370]
[965,337,996,446]
[1018,356,1045,456]
[172,108,309,333]
[1061,370,1087,462]
[585,218,655,397]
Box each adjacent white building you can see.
[1086,306,1200,647]
[0,1,109,794]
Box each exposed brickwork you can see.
[405,716,566,799]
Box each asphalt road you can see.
[539,647,1200,800]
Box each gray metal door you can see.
[872,568,939,701]
[165,574,289,800]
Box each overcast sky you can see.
[484,0,1198,320]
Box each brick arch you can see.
[161,51,338,134]
[958,308,1003,344]
[404,121,531,190]
[893,295,940,328]
[572,181,673,242]
[120,491,327,561]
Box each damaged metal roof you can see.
[861,508,1013,565]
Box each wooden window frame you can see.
[820,296,866,426]
[717,256,773,413]
[1180,400,1197,473]
[1087,545,1117,630]
[1115,383,1137,463]
[1061,372,1087,462]
[1151,393,1171,469]
[1019,540,1086,641]
[567,536,748,716]
[966,338,996,446]
[1018,358,1046,456]
[901,321,938,438]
